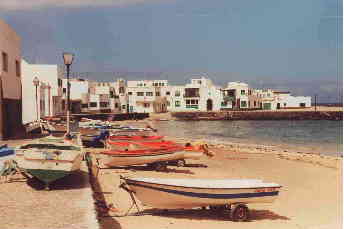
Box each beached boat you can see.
[98,143,207,170]
[108,135,163,142]
[0,145,15,176]
[120,177,282,221]
[98,146,185,168]
[15,143,83,190]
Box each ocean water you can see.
[154,120,343,156]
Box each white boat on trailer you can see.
[120,177,282,221]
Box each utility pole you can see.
[314,94,317,111]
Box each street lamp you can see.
[33,77,40,122]
[63,52,74,135]
[47,83,51,117]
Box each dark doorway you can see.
[206,99,213,111]
[277,103,281,109]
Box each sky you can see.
[0,0,342,102]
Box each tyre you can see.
[230,204,249,222]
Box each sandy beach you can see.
[92,135,342,229]
[0,120,342,229]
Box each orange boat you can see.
[108,135,164,142]
[99,140,212,169]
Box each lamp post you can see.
[47,83,51,117]
[33,77,40,122]
[63,52,74,135]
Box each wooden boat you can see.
[0,146,15,176]
[98,146,186,168]
[108,135,164,142]
[15,143,83,190]
[106,139,174,150]
[121,177,282,221]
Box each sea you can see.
[154,120,343,156]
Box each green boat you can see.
[15,142,83,190]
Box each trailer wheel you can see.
[230,204,249,222]
[176,159,186,167]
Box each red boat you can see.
[108,135,164,142]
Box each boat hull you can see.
[125,179,281,209]
[15,146,83,185]
[99,150,185,167]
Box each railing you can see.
[183,94,200,98]
[223,96,235,102]
[186,105,199,109]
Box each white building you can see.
[221,82,249,109]
[21,60,63,124]
[274,91,311,109]
[126,80,168,113]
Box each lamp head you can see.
[63,52,74,66]
[33,76,40,86]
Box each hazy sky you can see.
[0,0,342,102]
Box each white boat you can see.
[15,143,83,189]
[121,177,282,221]
[0,146,15,176]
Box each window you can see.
[254,101,257,106]
[190,100,198,105]
[137,92,144,96]
[299,103,306,107]
[240,101,247,108]
[175,101,180,107]
[122,105,126,109]
[90,102,97,107]
[115,103,119,108]
[110,91,114,98]
[156,92,160,96]
[198,80,202,84]
[221,102,227,107]
[2,52,8,72]
[58,79,62,87]
[167,101,170,106]
[146,92,153,96]
[100,102,109,108]
[186,100,190,105]
[166,91,170,96]
[144,103,150,108]
[63,88,66,94]
[128,92,132,95]
[119,87,125,94]
[15,60,20,77]
[81,104,88,108]
[175,91,180,97]
[284,103,287,106]
[241,90,245,95]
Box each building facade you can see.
[21,60,64,124]
[0,19,23,139]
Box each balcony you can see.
[223,96,235,102]
[183,93,200,98]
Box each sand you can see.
[0,121,342,229]
[91,139,342,229]
[0,139,99,229]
